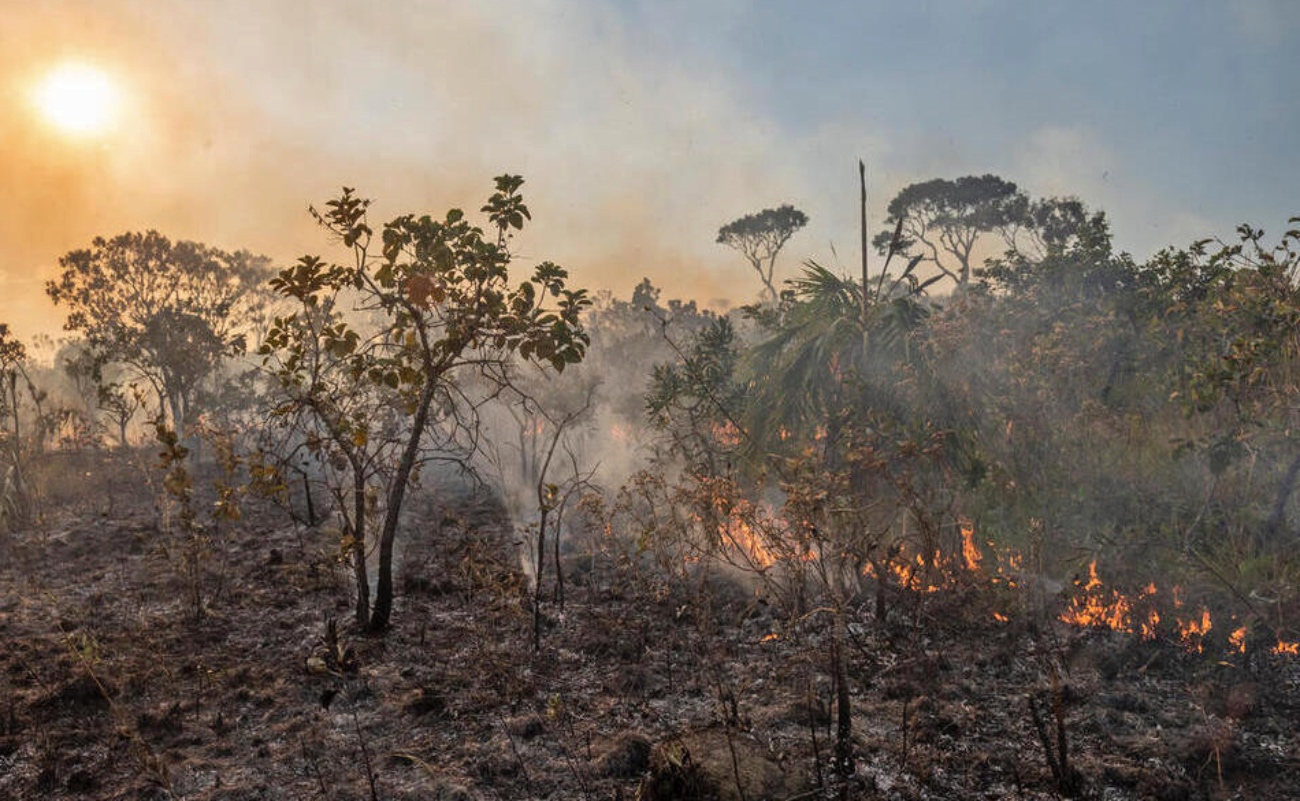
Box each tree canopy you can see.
[873,175,1024,290]
[717,204,809,303]
[46,231,274,432]
[261,175,590,630]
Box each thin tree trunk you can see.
[352,466,370,628]
[832,608,854,796]
[860,160,869,330]
[533,505,549,651]
[369,378,438,631]
[1265,452,1300,542]
[7,374,29,527]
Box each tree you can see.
[0,326,40,530]
[874,175,1025,290]
[717,204,809,303]
[261,175,590,631]
[46,232,274,432]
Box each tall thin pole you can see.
[859,159,869,328]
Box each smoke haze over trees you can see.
[2,6,1299,791]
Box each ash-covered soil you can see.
[1,451,1298,800]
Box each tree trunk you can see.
[533,505,549,651]
[351,466,371,628]
[1265,452,1300,543]
[369,378,438,631]
[7,374,30,527]
[832,608,854,796]
[860,160,869,331]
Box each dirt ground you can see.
[1,451,1298,800]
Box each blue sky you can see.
[1,1,1297,337]
[675,1,1298,246]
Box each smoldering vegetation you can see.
[1,174,1299,800]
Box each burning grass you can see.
[688,473,1300,663]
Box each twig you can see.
[500,716,535,795]
[350,706,379,801]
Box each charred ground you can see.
[1,451,1297,801]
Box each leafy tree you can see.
[645,315,746,475]
[261,175,590,631]
[46,232,274,432]
[979,197,1125,301]
[0,326,41,530]
[874,175,1025,290]
[1141,222,1300,545]
[741,249,937,459]
[717,204,809,303]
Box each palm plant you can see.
[742,223,940,456]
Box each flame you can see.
[721,515,777,569]
[859,522,995,595]
[1059,561,1133,631]
[686,488,1295,664]
[761,633,780,643]
[960,522,982,572]
[1176,608,1212,653]
[989,549,1022,588]
[1137,584,1159,641]
[888,552,948,593]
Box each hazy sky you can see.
[2,1,1296,343]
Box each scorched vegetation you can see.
[1,172,1298,800]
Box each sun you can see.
[33,62,121,137]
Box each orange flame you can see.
[960,523,982,572]
[1176,608,1212,653]
[720,515,777,569]
[1059,562,1133,631]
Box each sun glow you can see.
[33,62,121,137]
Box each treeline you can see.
[642,175,1300,638]
[1,172,1296,649]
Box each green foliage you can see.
[645,316,745,475]
[740,256,932,459]
[665,175,1299,638]
[260,175,590,631]
[152,416,211,621]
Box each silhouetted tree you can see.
[874,175,1025,290]
[46,232,274,432]
[717,204,809,303]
